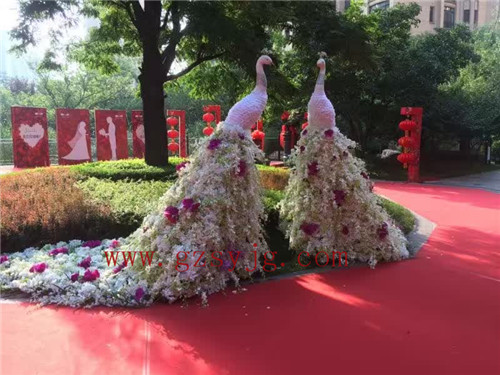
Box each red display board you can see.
[131,110,145,158]
[56,108,92,165]
[95,110,129,161]
[11,106,50,168]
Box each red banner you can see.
[56,109,92,165]
[131,110,145,158]
[11,106,50,168]
[95,110,129,161]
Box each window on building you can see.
[429,6,435,23]
[474,0,479,25]
[344,0,351,10]
[463,0,470,23]
[368,0,390,13]
[444,6,455,28]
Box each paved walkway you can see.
[1,182,499,375]
[426,169,500,193]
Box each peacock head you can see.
[317,51,327,69]
[258,55,274,66]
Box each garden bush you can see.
[0,168,121,252]
[1,161,415,253]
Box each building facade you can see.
[337,0,500,34]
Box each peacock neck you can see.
[314,67,326,94]
[254,62,267,93]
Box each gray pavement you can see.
[425,170,500,194]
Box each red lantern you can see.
[398,136,414,148]
[399,119,417,131]
[167,116,178,127]
[202,113,215,123]
[252,130,265,141]
[203,126,214,136]
[281,111,290,121]
[301,122,308,130]
[167,129,179,139]
[168,141,179,153]
[397,153,416,165]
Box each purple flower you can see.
[238,133,246,140]
[377,222,389,240]
[221,259,233,271]
[342,225,349,235]
[110,240,120,249]
[334,190,346,206]
[302,129,308,136]
[307,161,319,177]
[236,160,247,177]
[300,146,305,153]
[164,206,179,224]
[135,287,145,302]
[176,161,189,172]
[324,129,334,138]
[83,269,100,282]
[207,139,222,150]
[113,261,127,274]
[342,151,349,158]
[49,247,68,256]
[78,256,92,269]
[0,255,9,264]
[82,240,101,248]
[361,172,369,180]
[29,262,47,273]
[300,222,320,236]
[182,198,200,213]
[70,272,79,282]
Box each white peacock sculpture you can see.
[0,55,273,307]
[280,53,409,268]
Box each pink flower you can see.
[377,222,389,240]
[307,161,319,177]
[300,222,320,236]
[70,272,79,282]
[113,261,127,274]
[164,206,179,224]
[49,247,68,256]
[176,161,189,172]
[78,256,92,269]
[29,263,47,273]
[83,269,100,282]
[110,240,120,249]
[236,160,247,177]
[334,190,347,206]
[182,199,200,213]
[342,225,349,235]
[135,287,145,302]
[324,129,334,138]
[207,139,222,150]
[82,240,101,248]
[0,255,8,264]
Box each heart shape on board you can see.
[136,124,145,143]
[19,123,45,148]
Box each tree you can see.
[11,0,301,166]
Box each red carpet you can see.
[1,183,499,375]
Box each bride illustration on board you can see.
[62,121,90,161]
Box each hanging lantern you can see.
[167,129,179,139]
[167,116,178,127]
[252,130,265,142]
[202,113,215,123]
[397,153,416,165]
[203,126,214,136]
[168,141,179,153]
[399,119,417,131]
[398,136,414,148]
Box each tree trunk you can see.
[138,2,168,167]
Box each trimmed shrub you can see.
[0,168,118,252]
[70,158,185,181]
[258,165,290,190]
